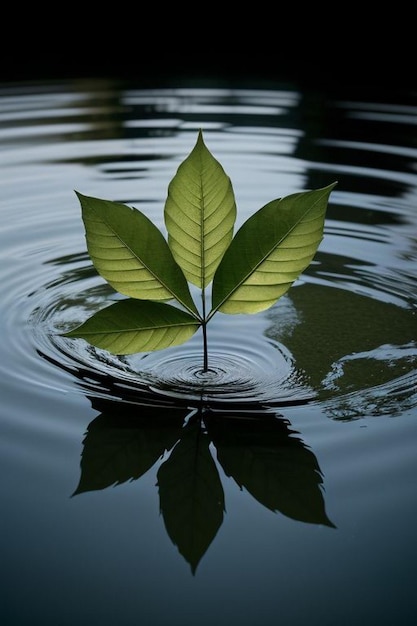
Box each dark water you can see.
[1,79,416,625]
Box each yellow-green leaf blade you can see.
[63,299,201,355]
[210,183,337,315]
[76,192,198,316]
[164,130,237,288]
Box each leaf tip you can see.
[58,324,81,339]
[74,189,88,204]
[197,128,205,145]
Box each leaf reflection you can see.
[207,412,335,527]
[73,397,335,573]
[157,420,225,574]
[72,403,186,495]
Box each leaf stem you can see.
[202,320,208,372]
[201,287,208,372]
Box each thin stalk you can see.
[201,286,208,372]
[202,320,208,372]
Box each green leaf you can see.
[164,129,237,288]
[75,192,199,316]
[63,299,201,355]
[210,182,337,316]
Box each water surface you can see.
[1,79,416,625]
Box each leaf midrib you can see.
[199,164,207,289]
[79,320,199,336]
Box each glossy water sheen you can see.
[1,80,416,626]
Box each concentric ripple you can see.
[32,277,314,406]
[1,81,416,419]
[127,337,313,404]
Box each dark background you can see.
[2,50,411,92]
[2,11,415,94]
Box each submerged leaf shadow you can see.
[73,394,335,574]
